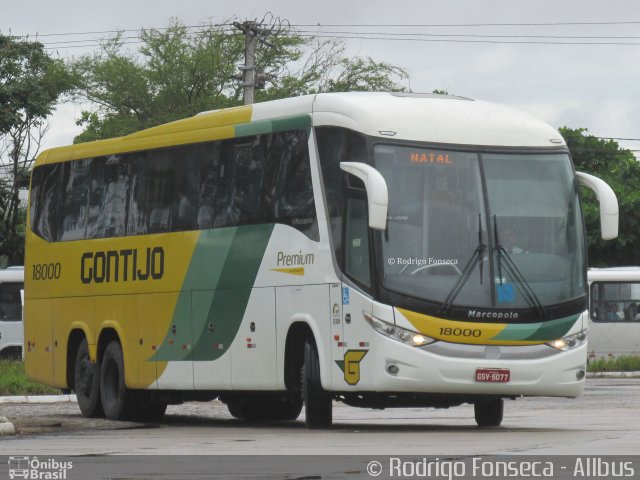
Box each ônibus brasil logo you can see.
[8,456,73,479]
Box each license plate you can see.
[475,368,510,383]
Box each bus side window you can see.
[266,130,318,240]
[98,156,130,238]
[344,195,371,288]
[0,283,23,321]
[58,159,91,241]
[196,142,222,230]
[86,157,106,239]
[129,152,173,235]
[34,163,63,242]
[172,144,202,232]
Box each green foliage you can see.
[0,34,76,266]
[72,19,408,141]
[0,35,75,134]
[587,355,640,372]
[560,127,640,266]
[0,359,59,395]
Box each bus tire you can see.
[474,398,504,427]
[100,340,132,420]
[225,394,302,422]
[303,338,332,429]
[132,391,167,422]
[273,395,303,421]
[74,338,103,418]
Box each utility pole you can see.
[233,21,268,105]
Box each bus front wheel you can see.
[74,338,103,418]
[474,398,504,427]
[303,338,332,429]
[100,340,132,420]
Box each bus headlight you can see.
[363,312,436,347]
[545,330,587,351]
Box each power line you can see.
[295,33,640,46]
[292,29,640,40]
[290,21,640,27]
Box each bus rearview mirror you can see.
[576,171,619,240]
[339,162,389,230]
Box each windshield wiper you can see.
[440,214,486,316]
[493,216,549,319]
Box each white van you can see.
[0,266,24,359]
[587,267,640,359]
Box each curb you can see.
[0,394,77,405]
[587,371,640,379]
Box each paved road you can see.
[1,379,639,456]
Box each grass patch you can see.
[0,359,59,396]
[588,355,640,372]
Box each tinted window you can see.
[172,145,203,232]
[195,142,222,230]
[590,282,640,322]
[129,151,173,235]
[33,163,63,242]
[344,196,371,287]
[59,159,91,241]
[30,128,318,242]
[214,137,264,228]
[0,283,23,321]
[316,127,368,262]
[266,130,318,240]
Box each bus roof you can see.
[35,92,565,167]
[588,266,640,282]
[0,267,24,283]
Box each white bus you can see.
[588,267,640,359]
[25,92,617,428]
[0,266,24,359]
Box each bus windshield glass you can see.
[374,145,585,313]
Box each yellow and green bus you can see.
[25,92,618,427]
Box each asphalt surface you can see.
[0,378,639,456]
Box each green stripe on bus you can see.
[491,314,579,342]
[234,114,311,137]
[153,224,274,362]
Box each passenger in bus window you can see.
[606,303,621,321]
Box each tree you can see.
[560,127,640,266]
[72,19,408,142]
[0,34,76,265]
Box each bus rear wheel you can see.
[303,338,332,429]
[100,340,133,420]
[474,398,504,427]
[74,338,103,418]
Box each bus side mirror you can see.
[576,171,619,240]
[339,162,388,230]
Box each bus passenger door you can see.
[339,194,374,388]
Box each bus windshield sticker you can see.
[497,283,515,303]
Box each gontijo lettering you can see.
[80,247,164,284]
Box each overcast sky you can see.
[2,0,639,154]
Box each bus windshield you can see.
[375,145,586,313]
